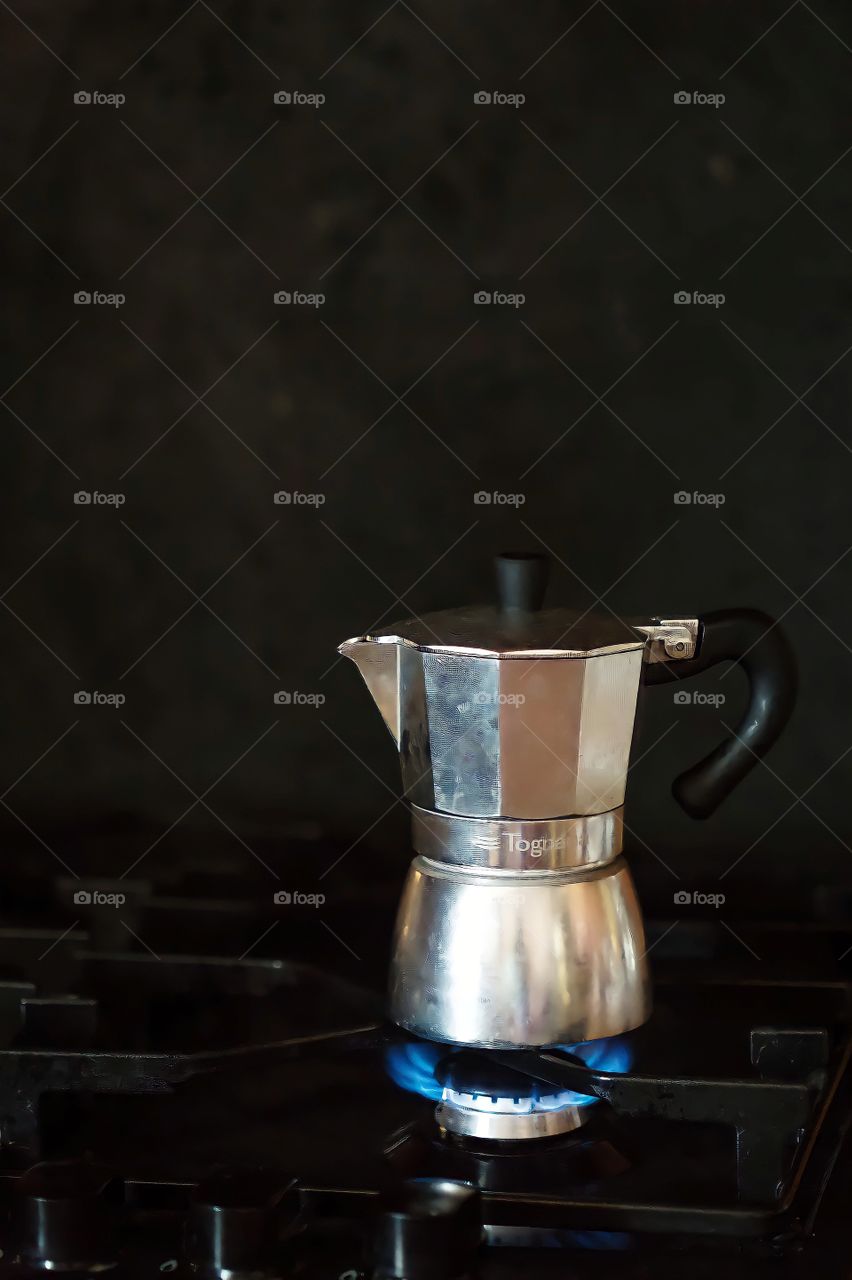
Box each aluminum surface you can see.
[388,856,650,1048]
[411,805,623,871]
[339,617,698,820]
[340,642,645,818]
[348,605,646,657]
[435,1097,588,1140]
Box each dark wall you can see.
[1,1,850,914]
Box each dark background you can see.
[1,1,850,938]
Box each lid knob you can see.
[494,551,549,615]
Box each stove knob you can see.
[18,1161,122,1273]
[185,1172,300,1278]
[372,1178,482,1279]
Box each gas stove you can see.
[0,831,850,1278]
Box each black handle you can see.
[643,609,797,819]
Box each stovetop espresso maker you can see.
[340,553,795,1050]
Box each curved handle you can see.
[643,609,797,819]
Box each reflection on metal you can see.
[340,589,695,1050]
[389,857,650,1048]
[411,805,623,870]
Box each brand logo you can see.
[472,691,525,707]
[673,490,725,507]
[273,290,325,308]
[673,290,725,308]
[74,490,126,506]
[74,290,126,307]
[473,290,525,308]
[74,90,125,107]
[474,90,525,108]
[673,890,726,908]
[273,691,326,707]
[506,833,567,857]
[273,890,325,906]
[273,90,325,107]
[74,690,126,707]
[673,90,725,108]
[273,490,325,506]
[673,690,725,707]
[73,889,126,907]
[473,490,525,507]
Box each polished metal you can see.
[635,618,700,664]
[389,856,650,1048]
[340,600,692,1052]
[411,804,623,871]
[435,1094,588,1141]
[339,614,698,820]
[343,605,647,658]
[341,643,645,818]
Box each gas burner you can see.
[434,1052,589,1141]
[384,1034,634,1143]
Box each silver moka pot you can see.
[340,553,795,1050]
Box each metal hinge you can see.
[635,618,700,664]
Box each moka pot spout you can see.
[337,635,403,747]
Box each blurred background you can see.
[0,0,850,954]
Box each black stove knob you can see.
[372,1178,482,1279]
[18,1160,122,1273]
[185,1171,300,1278]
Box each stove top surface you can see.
[0,827,851,1277]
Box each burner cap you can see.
[434,1051,590,1142]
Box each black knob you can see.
[186,1171,300,1278]
[18,1161,122,1273]
[494,552,549,614]
[372,1178,482,1279]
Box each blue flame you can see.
[553,1035,634,1107]
[550,1034,629,1105]
[385,1034,633,1108]
[566,1230,632,1251]
[385,1039,446,1101]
